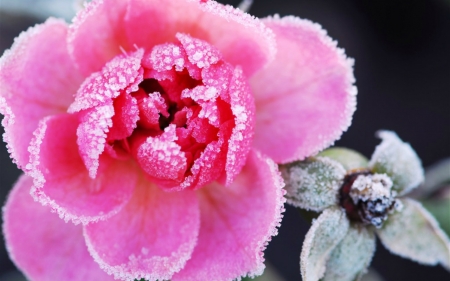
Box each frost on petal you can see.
[180,138,224,191]
[377,198,450,270]
[281,157,346,212]
[322,226,376,281]
[201,62,233,99]
[300,207,349,281]
[146,43,187,72]
[29,114,137,225]
[3,175,115,281]
[125,0,275,76]
[224,66,255,185]
[173,150,285,281]
[319,147,369,171]
[0,18,83,168]
[176,33,222,69]
[251,16,357,163]
[107,92,139,141]
[84,177,200,281]
[369,131,424,196]
[77,104,114,178]
[68,50,144,113]
[137,125,188,188]
[68,0,130,75]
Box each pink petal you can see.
[77,104,114,178]
[182,138,225,190]
[225,66,255,185]
[176,33,221,69]
[0,18,83,169]
[3,175,114,281]
[137,124,188,187]
[173,149,286,281]
[68,0,130,75]
[250,16,357,163]
[125,0,276,76]
[68,50,143,177]
[107,92,139,141]
[68,49,144,113]
[29,114,137,224]
[84,177,200,281]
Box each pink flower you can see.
[1,0,356,280]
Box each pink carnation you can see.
[1,0,356,280]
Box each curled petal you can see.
[125,0,275,76]
[3,175,114,281]
[68,49,144,113]
[250,16,357,163]
[322,226,376,281]
[29,114,137,224]
[137,125,188,187]
[107,92,139,141]
[281,156,345,212]
[300,207,349,281]
[224,66,255,185]
[0,18,83,168]
[173,150,285,281]
[84,177,200,281]
[369,131,424,196]
[69,50,143,177]
[377,199,450,270]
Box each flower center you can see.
[69,33,255,191]
[339,171,399,227]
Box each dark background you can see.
[1,0,449,280]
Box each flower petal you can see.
[3,175,114,281]
[68,0,130,75]
[369,131,424,196]
[225,66,255,185]
[250,16,357,163]
[173,150,285,281]
[281,157,346,212]
[29,114,137,224]
[68,50,143,177]
[300,207,349,281]
[0,18,83,169]
[137,124,188,188]
[376,198,450,270]
[322,226,376,281]
[124,0,275,76]
[84,177,200,281]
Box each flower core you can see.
[339,171,399,227]
[68,33,255,191]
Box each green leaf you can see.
[376,198,450,270]
[322,225,376,281]
[369,131,424,196]
[319,147,369,171]
[301,207,350,281]
[422,197,450,236]
[280,157,345,212]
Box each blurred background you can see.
[0,0,449,280]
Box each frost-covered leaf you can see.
[300,207,349,281]
[281,157,346,211]
[369,131,424,196]
[322,225,376,281]
[319,147,369,171]
[377,198,450,270]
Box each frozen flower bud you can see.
[348,173,400,228]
